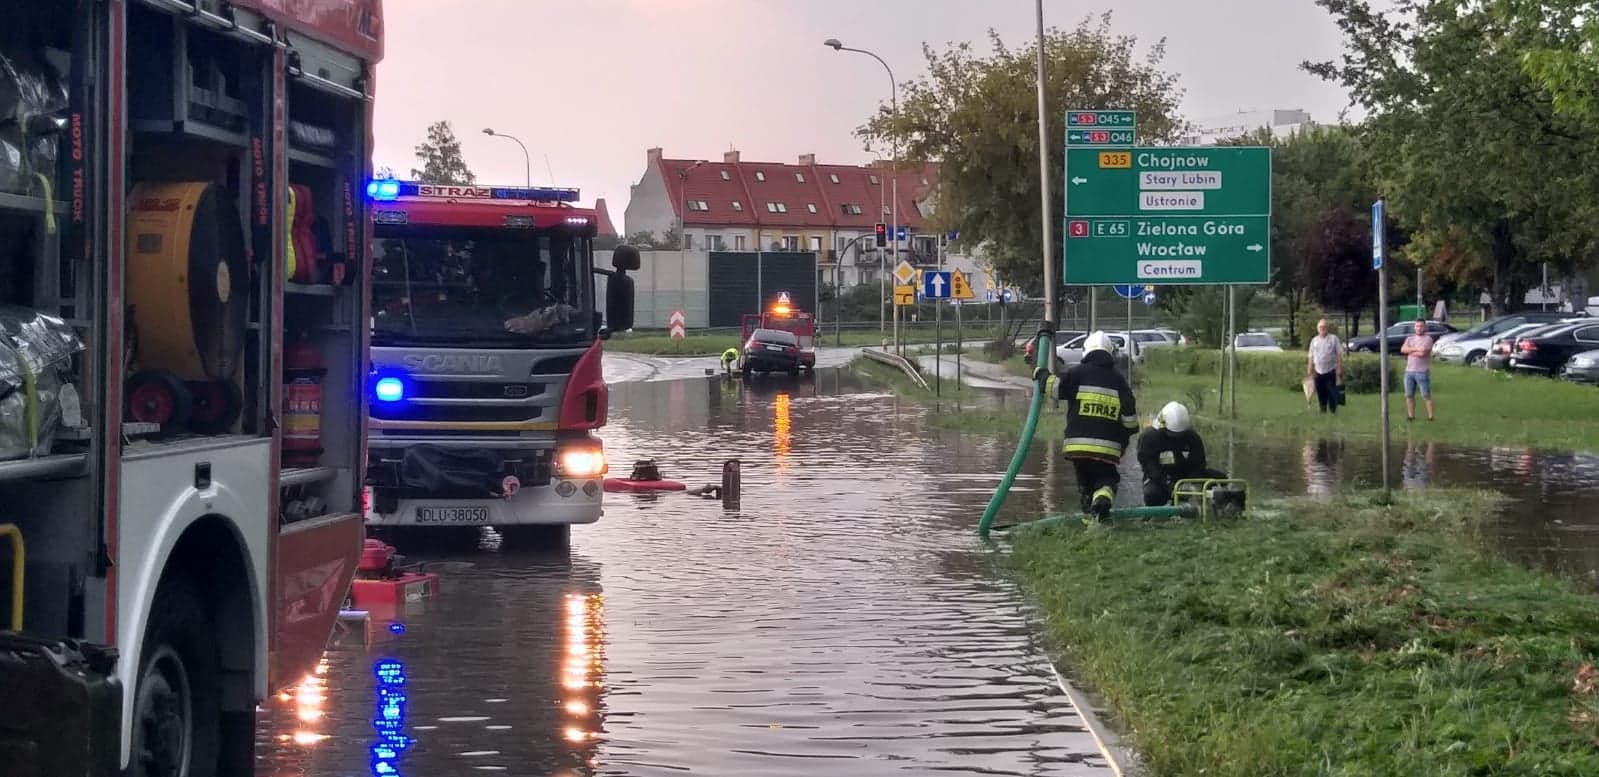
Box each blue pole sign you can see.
[1372,199,1385,270]
[1113,284,1146,300]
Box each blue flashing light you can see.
[374,377,405,403]
[389,622,406,634]
[367,179,401,201]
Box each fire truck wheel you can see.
[129,578,221,777]
[186,380,243,434]
[127,370,194,435]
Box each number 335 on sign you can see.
[1098,151,1131,169]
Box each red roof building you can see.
[592,197,618,238]
[624,148,947,281]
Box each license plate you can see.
[415,505,489,524]
[765,345,784,351]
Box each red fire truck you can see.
[0,1,380,774]
[740,292,817,371]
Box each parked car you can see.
[742,328,803,375]
[1132,329,1180,349]
[1512,321,1599,375]
[1346,320,1458,353]
[1023,330,1085,366]
[1484,322,1572,370]
[1435,312,1571,364]
[1563,349,1599,384]
[1054,331,1141,371]
[1231,331,1283,352]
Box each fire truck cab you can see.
[362,180,638,545]
[740,292,817,371]
[0,1,379,774]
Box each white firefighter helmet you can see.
[1155,401,1192,433]
[1082,330,1116,357]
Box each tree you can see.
[1306,1,1599,314]
[622,226,680,250]
[411,120,475,185]
[859,14,1185,298]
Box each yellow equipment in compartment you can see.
[125,181,248,434]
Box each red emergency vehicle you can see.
[740,292,816,371]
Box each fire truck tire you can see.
[128,577,221,777]
[126,370,194,435]
[186,380,243,435]
[498,524,570,549]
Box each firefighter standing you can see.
[1046,331,1139,518]
[1137,401,1228,506]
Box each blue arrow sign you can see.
[1372,199,1385,270]
[1113,284,1147,300]
[1143,291,1157,306]
[896,225,908,241]
[923,271,952,299]
[1001,289,1017,303]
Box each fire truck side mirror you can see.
[606,273,636,332]
[612,244,642,272]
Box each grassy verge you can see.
[850,358,1061,439]
[1140,359,1599,452]
[1011,490,1599,776]
[606,327,1003,356]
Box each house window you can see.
[829,173,841,184]
[921,176,929,185]
[836,235,851,254]
[916,236,937,255]
[683,233,694,249]
[731,200,743,212]
[735,235,747,250]
[720,170,731,180]
[809,236,822,252]
[795,172,806,183]
[754,171,766,181]
[707,234,725,251]
[869,174,880,185]
[766,202,787,213]
[841,203,863,215]
[806,203,818,214]
[782,236,800,251]
[686,200,709,212]
[882,205,891,215]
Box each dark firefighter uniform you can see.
[1054,349,1139,516]
[1136,425,1226,506]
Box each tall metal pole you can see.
[482,128,530,188]
[1227,285,1238,418]
[1035,0,1058,336]
[1375,199,1392,502]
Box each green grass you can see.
[1140,360,1599,453]
[605,327,1003,356]
[1010,490,1599,777]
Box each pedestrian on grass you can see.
[1305,318,1343,414]
[1039,331,1139,518]
[1400,318,1435,421]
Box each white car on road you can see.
[1054,331,1142,370]
[1231,331,1283,352]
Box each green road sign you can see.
[1064,215,1269,285]
[1066,128,1135,146]
[1063,145,1272,285]
[1065,109,1136,129]
[1065,147,1270,217]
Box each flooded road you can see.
[256,359,1119,777]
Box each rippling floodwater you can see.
[257,356,1599,776]
[257,365,1120,776]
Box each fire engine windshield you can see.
[370,226,593,347]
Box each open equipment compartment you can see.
[278,23,370,525]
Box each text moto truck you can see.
[363,181,638,544]
[0,1,380,775]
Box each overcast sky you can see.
[373,0,1365,230]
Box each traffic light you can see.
[874,222,887,247]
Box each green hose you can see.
[978,332,1051,537]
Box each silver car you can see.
[1435,314,1578,365]
[1053,331,1142,371]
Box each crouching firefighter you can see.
[1137,401,1228,506]
[1047,331,1139,518]
[720,347,740,374]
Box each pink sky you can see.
[373,0,1357,231]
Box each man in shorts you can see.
[1400,318,1435,421]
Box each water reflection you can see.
[370,658,411,776]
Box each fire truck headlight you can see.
[556,446,607,479]
[374,377,405,403]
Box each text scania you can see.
[402,353,504,373]
[1138,152,1210,170]
[1137,220,1247,236]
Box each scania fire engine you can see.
[1,0,380,774]
[362,180,637,545]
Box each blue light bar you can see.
[374,377,405,402]
[376,180,581,203]
[367,179,401,201]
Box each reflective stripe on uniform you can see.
[1121,415,1139,429]
[1065,438,1124,458]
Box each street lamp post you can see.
[481,128,530,187]
[825,38,898,342]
